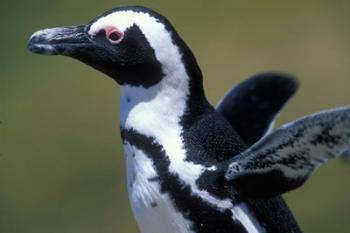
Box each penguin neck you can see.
[119,69,208,141]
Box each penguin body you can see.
[28,6,350,233]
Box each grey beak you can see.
[28,25,91,56]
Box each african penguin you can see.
[28,6,350,233]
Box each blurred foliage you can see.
[1,0,350,232]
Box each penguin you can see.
[28,6,350,233]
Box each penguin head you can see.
[28,6,201,88]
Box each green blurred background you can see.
[1,0,350,232]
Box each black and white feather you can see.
[225,107,350,198]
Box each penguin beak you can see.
[28,25,91,56]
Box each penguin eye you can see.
[106,28,123,44]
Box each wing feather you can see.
[225,107,350,198]
[216,73,299,146]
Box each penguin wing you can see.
[225,107,350,198]
[216,73,299,147]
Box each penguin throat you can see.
[119,74,189,139]
[118,58,208,155]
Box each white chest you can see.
[124,143,193,233]
[123,141,265,233]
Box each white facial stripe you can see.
[89,10,180,74]
[89,11,145,35]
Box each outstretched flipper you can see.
[216,73,299,147]
[225,107,350,198]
